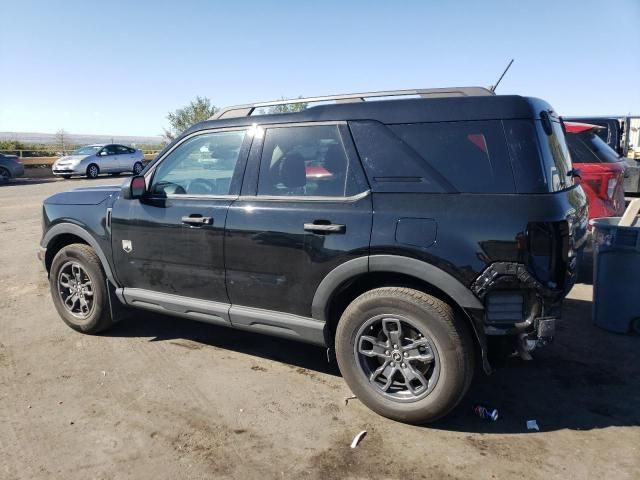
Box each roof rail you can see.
[211,86,494,120]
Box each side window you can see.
[388,121,515,193]
[115,145,130,155]
[257,125,365,197]
[103,145,117,155]
[150,130,247,196]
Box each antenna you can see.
[490,59,514,93]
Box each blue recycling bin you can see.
[591,216,640,334]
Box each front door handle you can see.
[304,222,346,234]
[182,215,213,226]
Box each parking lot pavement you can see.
[1,178,639,480]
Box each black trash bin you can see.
[591,216,640,334]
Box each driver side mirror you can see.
[122,175,147,199]
[98,151,107,156]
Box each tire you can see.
[86,164,99,179]
[133,161,144,175]
[0,166,11,181]
[335,287,474,424]
[49,243,114,334]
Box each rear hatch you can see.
[501,106,588,294]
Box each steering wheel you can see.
[187,178,216,195]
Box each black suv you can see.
[39,87,588,424]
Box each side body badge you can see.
[122,240,133,253]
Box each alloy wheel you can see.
[57,261,95,320]
[354,314,440,402]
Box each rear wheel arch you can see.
[314,255,487,369]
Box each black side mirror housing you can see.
[121,175,147,199]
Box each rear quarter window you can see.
[387,121,515,193]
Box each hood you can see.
[56,154,90,163]
[44,185,121,205]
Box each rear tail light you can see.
[583,175,617,202]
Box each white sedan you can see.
[52,144,145,179]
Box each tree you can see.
[55,129,69,154]
[267,97,308,114]
[163,96,218,142]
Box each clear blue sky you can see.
[1,0,638,137]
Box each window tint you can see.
[536,120,573,191]
[103,145,117,155]
[151,130,246,196]
[388,121,515,193]
[257,125,365,197]
[115,145,131,154]
[566,134,600,163]
[503,120,548,193]
[575,131,621,163]
[349,121,450,193]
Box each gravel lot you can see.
[1,176,639,479]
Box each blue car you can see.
[0,153,25,181]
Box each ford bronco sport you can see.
[39,87,588,424]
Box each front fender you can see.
[41,222,117,286]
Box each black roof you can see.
[186,95,553,136]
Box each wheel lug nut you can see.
[390,362,395,367]
[401,363,406,368]
[403,352,408,357]
[385,350,389,355]
[393,344,397,349]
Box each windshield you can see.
[72,145,101,156]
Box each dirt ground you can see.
[1,176,639,480]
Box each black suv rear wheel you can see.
[49,243,114,334]
[335,287,474,424]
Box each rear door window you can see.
[115,145,131,155]
[387,121,515,193]
[257,124,368,197]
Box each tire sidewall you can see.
[335,290,470,424]
[49,246,107,333]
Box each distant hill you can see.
[0,131,163,146]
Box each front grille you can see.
[486,291,524,324]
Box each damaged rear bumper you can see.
[470,261,574,362]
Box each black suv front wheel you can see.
[335,287,474,424]
[49,243,114,334]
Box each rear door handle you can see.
[182,215,213,226]
[304,222,346,234]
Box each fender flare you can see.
[312,254,484,322]
[42,223,117,286]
